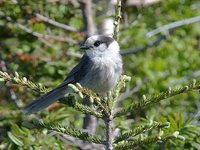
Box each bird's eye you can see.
[94,41,101,47]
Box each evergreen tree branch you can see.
[114,80,200,117]
[59,96,103,118]
[0,71,48,93]
[52,131,104,150]
[114,122,170,143]
[33,119,102,144]
[114,131,184,150]
[71,83,109,115]
[112,75,131,102]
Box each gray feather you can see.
[22,54,91,115]
[22,86,69,115]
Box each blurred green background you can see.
[0,0,200,149]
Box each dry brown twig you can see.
[35,13,78,32]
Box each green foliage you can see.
[114,131,183,150]
[0,71,48,93]
[32,119,102,144]
[115,79,200,117]
[60,96,103,118]
[0,0,200,149]
[4,123,64,149]
[114,121,170,143]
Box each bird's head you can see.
[80,35,120,58]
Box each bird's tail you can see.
[22,86,69,115]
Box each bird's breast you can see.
[80,56,122,94]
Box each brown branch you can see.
[0,11,77,43]
[49,131,104,150]
[15,22,77,43]
[35,13,78,32]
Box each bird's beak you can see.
[80,45,90,50]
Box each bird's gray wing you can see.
[22,54,92,115]
[58,54,92,88]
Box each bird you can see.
[22,35,123,115]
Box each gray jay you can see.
[22,35,123,115]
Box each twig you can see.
[34,120,102,144]
[114,122,170,143]
[50,131,104,150]
[146,16,200,38]
[113,0,122,40]
[35,13,78,32]
[0,71,48,93]
[59,97,103,118]
[120,34,166,55]
[118,78,147,101]
[0,11,77,43]
[114,131,183,150]
[16,22,77,43]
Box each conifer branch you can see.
[114,80,200,117]
[114,122,170,143]
[59,97,103,118]
[71,83,109,115]
[114,131,184,150]
[112,75,131,102]
[0,71,48,93]
[33,119,102,144]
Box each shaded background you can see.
[0,0,200,149]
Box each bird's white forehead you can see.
[85,35,99,45]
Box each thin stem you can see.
[120,34,167,55]
[35,13,78,32]
[146,15,200,38]
[105,117,113,150]
[113,0,122,40]
[0,11,77,43]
